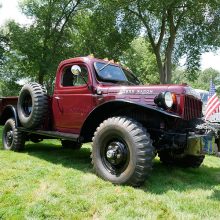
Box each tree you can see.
[3,0,136,94]
[6,0,86,86]
[0,0,8,68]
[121,37,159,84]
[104,0,220,84]
[172,67,220,92]
[0,30,23,97]
[0,32,8,66]
[70,8,137,61]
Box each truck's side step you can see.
[18,127,80,141]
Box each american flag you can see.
[205,80,220,120]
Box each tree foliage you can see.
[6,0,86,86]
[71,9,136,60]
[1,0,136,95]
[103,0,220,83]
[172,67,220,93]
[121,37,159,84]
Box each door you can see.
[52,62,94,133]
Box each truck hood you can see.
[98,84,197,97]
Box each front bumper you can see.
[153,129,208,155]
[186,134,207,156]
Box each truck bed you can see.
[0,97,18,114]
[0,97,19,125]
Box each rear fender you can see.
[0,105,19,127]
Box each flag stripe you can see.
[205,102,220,120]
[207,94,217,106]
[206,96,219,114]
[205,80,220,121]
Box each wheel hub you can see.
[106,141,127,165]
[23,94,32,116]
[6,130,13,146]
[6,131,13,140]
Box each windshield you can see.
[94,62,140,85]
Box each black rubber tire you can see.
[61,140,82,150]
[17,82,48,129]
[2,118,25,151]
[92,116,155,186]
[158,151,205,168]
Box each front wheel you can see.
[2,118,25,151]
[92,117,155,186]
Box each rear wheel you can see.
[61,140,82,150]
[92,117,155,186]
[158,151,205,168]
[2,118,25,151]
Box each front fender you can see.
[125,100,181,118]
[80,100,180,142]
[92,100,181,119]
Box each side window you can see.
[62,64,88,87]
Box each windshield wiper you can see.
[114,80,133,85]
[98,61,111,72]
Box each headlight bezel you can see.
[154,91,175,109]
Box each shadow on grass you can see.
[24,142,92,171]
[24,142,219,197]
[142,160,220,196]
[209,190,220,201]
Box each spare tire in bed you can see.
[17,82,48,129]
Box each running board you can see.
[18,127,80,141]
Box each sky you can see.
[1,0,220,72]
[0,0,31,25]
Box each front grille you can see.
[183,95,202,120]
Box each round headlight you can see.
[164,92,173,108]
[154,91,174,109]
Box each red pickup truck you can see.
[0,56,206,186]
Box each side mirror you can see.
[71,65,81,76]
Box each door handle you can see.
[54,96,63,113]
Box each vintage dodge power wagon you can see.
[0,56,206,186]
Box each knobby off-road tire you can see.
[92,117,155,186]
[2,118,25,151]
[61,140,82,150]
[17,82,48,129]
[158,151,205,168]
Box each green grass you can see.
[0,126,220,220]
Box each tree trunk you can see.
[153,48,165,84]
[38,70,44,85]
[163,35,175,84]
[154,46,173,84]
[163,50,172,84]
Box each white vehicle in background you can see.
[195,89,209,115]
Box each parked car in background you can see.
[194,89,209,115]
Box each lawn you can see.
[0,126,220,220]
